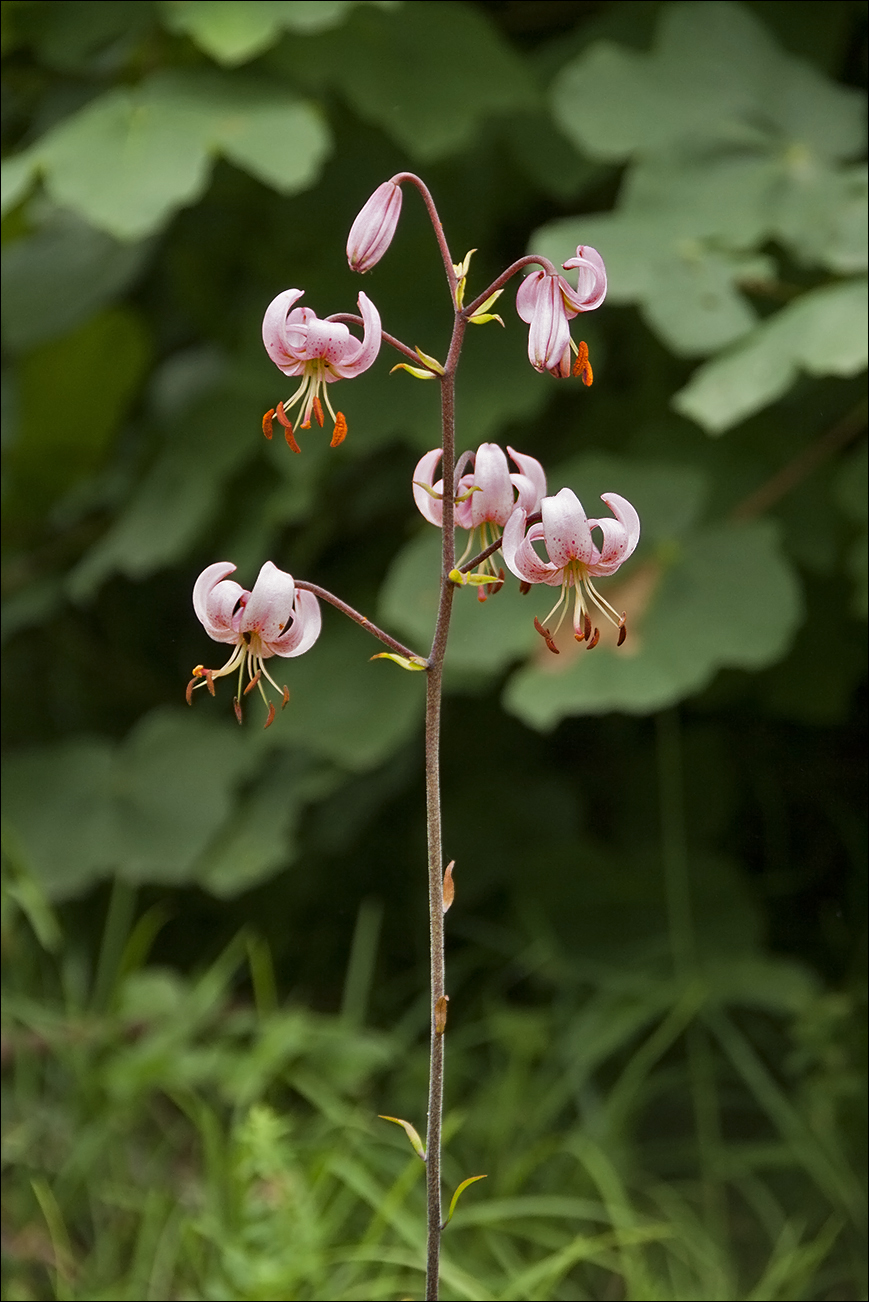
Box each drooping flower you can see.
[262,290,381,450]
[516,245,607,378]
[502,486,639,650]
[347,180,403,272]
[413,443,547,599]
[187,561,321,727]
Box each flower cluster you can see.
[413,442,547,598]
[187,562,321,727]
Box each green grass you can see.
[2,872,865,1302]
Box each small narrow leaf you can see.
[370,652,428,672]
[378,1115,426,1160]
[443,861,455,913]
[442,1174,487,1228]
[390,362,439,379]
[414,346,445,375]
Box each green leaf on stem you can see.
[443,1175,487,1228]
[378,1115,426,1160]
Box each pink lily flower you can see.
[262,289,381,450]
[413,443,547,599]
[187,561,322,727]
[502,486,640,650]
[516,245,607,378]
[347,180,403,272]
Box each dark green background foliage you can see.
[2,2,866,1298]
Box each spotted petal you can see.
[587,493,641,575]
[193,562,245,643]
[541,488,595,568]
[241,562,296,643]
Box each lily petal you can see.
[270,589,323,657]
[502,511,561,586]
[193,562,245,643]
[541,487,594,568]
[412,449,445,526]
[469,443,514,527]
[262,289,307,372]
[507,446,547,511]
[242,562,296,642]
[588,492,641,575]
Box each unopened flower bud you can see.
[347,181,403,272]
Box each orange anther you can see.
[587,627,600,649]
[312,396,325,427]
[243,670,262,696]
[285,428,301,454]
[617,623,627,647]
[204,669,215,696]
[330,412,348,447]
[233,696,243,725]
[281,685,290,710]
[263,701,276,729]
[583,611,592,642]
[262,409,275,439]
[185,677,196,705]
[573,341,593,386]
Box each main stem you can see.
[424,313,464,1300]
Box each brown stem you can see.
[293,581,424,662]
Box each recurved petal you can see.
[333,292,381,376]
[588,492,641,574]
[262,289,307,370]
[470,442,514,527]
[508,447,547,509]
[270,589,322,658]
[541,488,594,568]
[242,561,296,642]
[561,245,607,312]
[502,511,560,585]
[515,270,544,324]
[412,449,445,525]
[193,562,245,643]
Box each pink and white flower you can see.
[414,443,547,598]
[347,180,403,273]
[516,245,607,377]
[262,289,381,449]
[502,486,639,649]
[187,561,322,726]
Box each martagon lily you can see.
[516,245,607,379]
[502,486,640,650]
[262,289,381,450]
[187,561,322,726]
[414,442,547,598]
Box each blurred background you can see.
[2,2,866,1298]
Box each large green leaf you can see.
[672,279,868,434]
[25,71,331,239]
[2,711,257,899]
[1,207,151,352]
[160,0,358,65]
[282,0,537,161]
[551,2,864,162]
